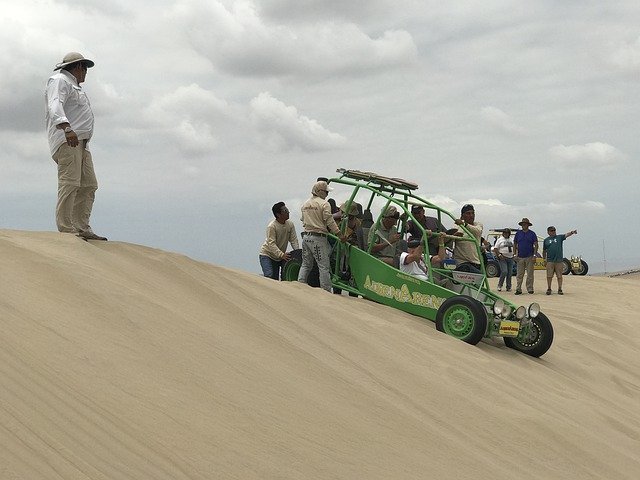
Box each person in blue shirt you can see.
[513,218,538,295]
[543,226,577,295]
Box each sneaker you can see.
[515,290,522,295]
[497,287,502,292]
[558,289,563,295]
[528,290,534,294]
[506,288,511,292]
[546,289,552,295]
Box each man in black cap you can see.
[453,204,483,273]
[45,52,106,240]
[399,236,447,281]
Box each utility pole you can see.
[602,239,607,275]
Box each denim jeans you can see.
[259,255,283,280]
[298,235,332,291]
[498,257,514,289]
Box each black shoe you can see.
[528,290,534,294]
[78,230,108,241]
[558,289,564,295]
[546,289,552,295]
[515,290,522,295]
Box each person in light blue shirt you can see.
[543,226,577,295]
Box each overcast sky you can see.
[2,0,639,274]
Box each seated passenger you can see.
[333,201,364,297]
[340,201,363,248]
[406,205,446,255]
[368,205,401,265]
[400,236,447,281]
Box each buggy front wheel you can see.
[571,260,589,276]
[436,296,488,345]
[504,312,554,357]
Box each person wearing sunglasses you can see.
[45,52,106,241]
[298,181,347,292]
[259,202,299,280]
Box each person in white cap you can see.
[297,180,346,292]
[45,52,106,240]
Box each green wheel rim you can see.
[282,261,301,282]
[442,305,475,338]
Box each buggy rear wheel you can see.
[561,258,571,275]
[571,260,588,275]
[282,249,302,282]
[436,296,488,345]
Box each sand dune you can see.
[1,229,639,479]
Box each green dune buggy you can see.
[285,168,554,357]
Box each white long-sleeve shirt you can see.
[45,70,94,155]
[259,219,300,260]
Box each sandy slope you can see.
[1,229,639,480]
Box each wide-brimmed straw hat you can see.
[54,52,95,71]
[518,217,533,226]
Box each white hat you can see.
[312,180,332,196]
[54,52,95,71]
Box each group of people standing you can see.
[259,180,579,297]
[492,218,578,296]
[258,179,346,291]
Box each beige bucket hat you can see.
[54,52,95,71]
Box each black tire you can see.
[561,258,571,275]
[504,312,554,357]
[281,249,302,282]
[486,261,500,278]
[435,296,488,345]
[571,260,589,276]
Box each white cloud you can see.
[147,84,231,121]
[250,92,347,152]
[610,35,640,71]
[173,0,417,76]
[0,131,48,161]
[480,106,526,135]
[259,0,391,22]
[144,84,235,154]
[548,142,626,170]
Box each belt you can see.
[302,231,327,237]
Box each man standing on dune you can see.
[45,52,106,241]
[298,180,346,292]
